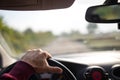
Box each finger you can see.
[41,51,52,59]
[32,49,43,54]
[32,49,38,51]
[35,49,43,54]
[47,66,63,73]
[36,49,43,52]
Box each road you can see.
[42,37,91,55]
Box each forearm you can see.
[0,61,35,80]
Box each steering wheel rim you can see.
[0,59,77,80]
[48,58,77,80]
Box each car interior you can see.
[0,0,120,80]
[0,54,2,68]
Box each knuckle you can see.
[42,52,48,57]
[36,49,42,52]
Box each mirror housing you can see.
[0,0,75,11]
[85,3,120,23]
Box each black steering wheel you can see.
[0,58,77,80]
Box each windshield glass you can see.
[0,0,120,57]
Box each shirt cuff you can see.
[9,61,35,80]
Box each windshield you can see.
[0,0,120,57]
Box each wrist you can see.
[9,61,35,80]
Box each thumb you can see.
[47,66,63,74]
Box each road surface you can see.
[42,37,91,55]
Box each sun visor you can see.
[0,0,75,10]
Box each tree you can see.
[0,16,3,29]
[87,23,98,34]
[0,17,55,54]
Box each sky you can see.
[0,0,118,35]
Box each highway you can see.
[42,37,91,55]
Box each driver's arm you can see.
[0,61,35,80]
[0,49,63,80]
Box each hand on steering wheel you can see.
[0,49,77,80]
[21,49,63,74]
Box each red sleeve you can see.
[0,61,35,80]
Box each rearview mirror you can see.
[85,3,120,23]
[0,0,75,10]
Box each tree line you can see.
[0,16,55,54]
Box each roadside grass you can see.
[86,39,120,50]
[70,32,120,51]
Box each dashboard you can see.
[38,51,120,80]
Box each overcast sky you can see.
[0,0,118,35]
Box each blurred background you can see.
[0,0,120,57]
